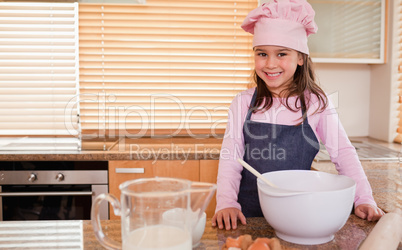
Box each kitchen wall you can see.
[314,63,371,137]
[369,0,399,143]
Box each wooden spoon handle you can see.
[237,158,278,188]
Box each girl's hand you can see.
[211,207,247,230]
[354,204,385,221]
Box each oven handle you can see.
[0,191,93,197]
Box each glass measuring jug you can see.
[91,177,216,250]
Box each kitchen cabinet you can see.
[200,160,219,218]
[108,159,219,219]
[108,160,200,219]
[308,0,386,64]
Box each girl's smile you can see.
[265,72,282,80]
[254,45,303,97]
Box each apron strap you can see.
[300,95,309,124]
[245,89,258,121]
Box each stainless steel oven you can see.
[0,161,108,221]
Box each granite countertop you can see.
[0,136,400,162]
[0,217,381,249]
[0,213,400,249]
[0,137,224,161]
[82,216,401,250]
[312,161,402,214]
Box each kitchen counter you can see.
[0,137,224,161]
[0,137,400,214]
[0,213,400,249]
[1,138,400,214]
[0,136,400,162]
[311,161,402,214]
[83,215,399,249]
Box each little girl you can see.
[212,0,384,230]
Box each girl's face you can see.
[254,45,304,97]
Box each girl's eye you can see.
[257,53,267,57]
[278,53,286,57]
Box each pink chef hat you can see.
[241,0,318,55]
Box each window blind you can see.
[0,2,80,151]
[78,0,256,149]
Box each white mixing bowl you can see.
[257,170,356,245]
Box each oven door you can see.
[0,162,109,221]
[0,184,108,221]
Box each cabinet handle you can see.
[115,168,145,174]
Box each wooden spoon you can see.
[237,158,279,188]
[237,158,311,197]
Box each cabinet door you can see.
[108,160,200,220]
[200,160,219,218]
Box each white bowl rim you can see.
[257,170,356,195]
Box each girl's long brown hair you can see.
[252,53,328,122]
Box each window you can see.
[0,0,256,151]
[78,0,257,150]
[0,2,80,150]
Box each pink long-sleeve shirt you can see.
[216,87,377,213]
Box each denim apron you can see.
[238,90,320,217]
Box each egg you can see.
[225,236,243,248]
[223,235,281,250]
[247,238,271,250]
